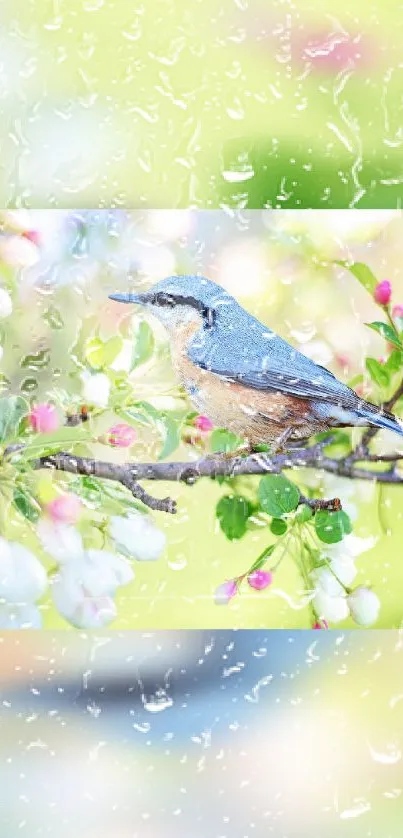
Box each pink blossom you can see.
[374,280,392,306]
[294,30,373,74]
[193,415,214,432]
[22,229,41,247]
[335,354,350,371]
[392,305,403,320]
[313,619,329,630]
[247,570,273,590]
[107,423,136,448]
[46,494,82,525]
[29,403,60,434]
[214,579,238,605]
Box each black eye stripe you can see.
[153,292,216,327]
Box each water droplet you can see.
[168,553,187,571]
[143,689,173,713]
[43,306,64,329]
[20,349,50,370]
[20,377,38,394]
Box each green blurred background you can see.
[0,0,402,207]
[1,208,403,628]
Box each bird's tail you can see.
[358,402,403,436]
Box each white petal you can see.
[0,537,15,599]
[110,340,133,372]
[51,567,117,629]
[311,567,344,597]
[0,538,47,603]
[86,550,134,590]
[81,371,110,408]
[37,520,84,564]
[329,557,357,587]
[9,543,48,602]
[313,590,349,624]
[0,602,42,629]
[325,534,376,560]
[109,513,166,562]
[0,287,13,317]
[347,587,380,627]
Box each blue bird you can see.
[109,276,403,449]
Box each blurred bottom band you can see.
[0,630,402,837]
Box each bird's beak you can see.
[108,292,147,305]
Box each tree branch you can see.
[28,442,403,515]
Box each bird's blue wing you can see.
[187,315,361,409]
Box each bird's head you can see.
[109,275,234,333]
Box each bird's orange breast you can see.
[170,321,326,443]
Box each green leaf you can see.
[158,415,181,460]
[13,488,40,522]
[296,505,313,522]
[249,544,275,573]
[385,350,403,373]
[43,305,64,330]
[335,261,378,294]
[314,509,352,544]
[366,321,402,349]
[347,373,364,389]
[0,396,29,443]
[216,495,252,540]
[85,336,123,369]
[210,428,243,454]
[365,357,390,389]
[258,474,300,517]
[270,517,287,535]
[130,320,155,371]
[15,425,92,462]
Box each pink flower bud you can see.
[46,494,82,525]
[193,415,214,432]
[214,579,238,605]
[313,619,329,629]
[107,423,136,448]
[374,280,392,306]
[29,403,60,434]
[22,229,41,247]
[392,305,403,320]
[247,570,273,590]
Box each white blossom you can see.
[311,533,376,622]
[0,236,39,269]
[38,522,134,628]
[311,556,357,598]
[110,339,133,373]
[0,288,13,318]
[52,566,117,629]
[37,519,84,564]
[312,589,349,624]
[347,587,381,627]
[0,537,47,603]
[324,534,376,560]
[81,370,111,408]
[0,602,42,629]
[109,512,166,562]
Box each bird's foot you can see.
[206,443,252,462]
[269,427,295,455]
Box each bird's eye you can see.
[157,293,176,307]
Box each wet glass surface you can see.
[1,209,403,628]
[0,0,402,207]
[0,630,402,836]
